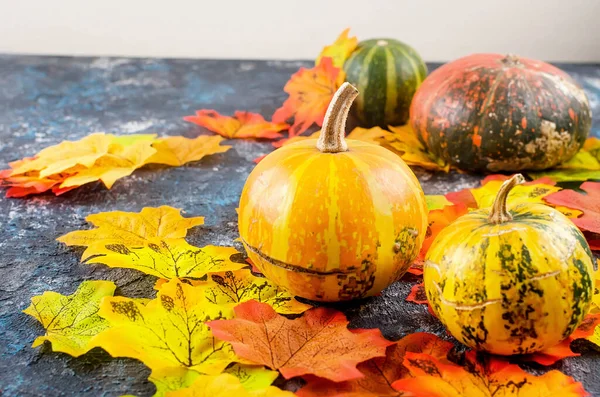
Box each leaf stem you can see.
[316,82,359,153]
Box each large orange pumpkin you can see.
[238,83,428,301]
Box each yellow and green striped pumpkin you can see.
[238,83,427,302]
[424,174,595,355]
[343,38,427,128]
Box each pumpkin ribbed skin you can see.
[239,139,427,302]
[424,202,594,355]
[410,53,592,172]
[343,39,427,128]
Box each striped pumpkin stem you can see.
[317,82,359,153]
[488,174,525,224]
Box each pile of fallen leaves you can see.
[0,134,229,197]
[23,195,600,396]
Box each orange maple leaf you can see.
[406,283,427,305]
[316,28,358,68]
[184,110,289,140]
[522,313,600,366]
[420,203,468,259]
[298,332,453,397]
[208,300,392,382]
[393,350,588,397]
[272,57,344,137]
[545,182,600,234]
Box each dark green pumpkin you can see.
[343,39,427,128]
[410,54,592,172]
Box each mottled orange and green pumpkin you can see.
[424,174,595,355]
[238,83,427,302]
[410,54,592,172]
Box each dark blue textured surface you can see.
[0,55,599,396]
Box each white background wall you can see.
[1,0,599,62]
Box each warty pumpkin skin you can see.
[238,83,427,302]
[424,175,595,355]
[410,54,592,172]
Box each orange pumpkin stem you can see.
[488,174,525,224]
[317,82,359,153]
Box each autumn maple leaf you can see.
[58,206,243,279]
[147,135,231,166]
[523,313,600,365]
[92,279,240,375]
[184,110,289,139]
[383,125,449,172]
[420,203,468,259]
[545,182,600,234]
[23,280,116,357]
[392,350,588,397]
[272,57,344,137]
[406,283,427,305]
[316,28,358,68]
[208,300,392,382]
[298,332,453,397]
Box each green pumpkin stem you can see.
[317,82,359,153]
[488,174,526,224]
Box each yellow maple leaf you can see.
[92,279,240,375]
[58,207,242,278]
[156,269,312,314]
[316,28,358,69]
[166,373,294,397]
[149,363,277,396]
[384,125,449,171]
[11,133,114,177]
[278,126,390,148]
[147,136,231,166]
[149,367,201,397]
[426,195,452,211]
[58,206,204,256]
[59,138,157,189]
[527,137,600,182]
[88,238,244,279]
[224,364,279,392]
[23,280,116,357]
[472,180,561,208]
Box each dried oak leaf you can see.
[208,300,392,382]
[382,125,449,171]
[166,373,294,397]
[92,279,241,375]
[545,182,600,234]
[272,57,344,137]
[23,280,116,357]
[316,28,358,68]
[392,350,588,397]
[298,332,453,397]
[147,135,231,166]
[156,269,312,314]
[184,110,289,140]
